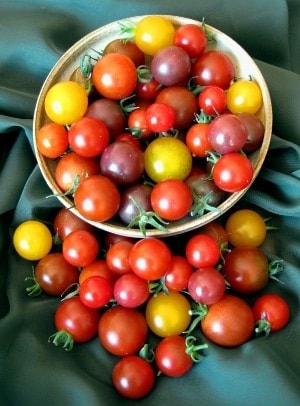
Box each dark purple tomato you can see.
[186,172,226,208]
[100,141,144,186]
[208,114,248,154]
[85,98,126,139]
[151,46,191,86]
[118,183,152,225]
[237,112,265,152]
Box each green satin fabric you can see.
[1,1,300,405]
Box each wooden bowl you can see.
[33,15,272,238]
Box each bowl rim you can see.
[33,14,273,238]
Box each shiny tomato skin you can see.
[54,152,99,193]
[103,38,145,67]
[112,355,155,399]
[92,53,137,100]
[187,267,226,305]
[79,259,117,285]
[113,272,150,308]
[222,247,269,295]
[129,238,173,281]
[174,23,207,58]
[198,85,227,115]
[201,221,229,247]
[105,240,134,276]
[155,335,193,377]
[185,122,212,158]
[62,229,99,268]
[226,79,263,114]
[73,174,120,222]
[36,122,69,158]
[34,252,79,296]
[252,294,290,333]
[191,51,235,89]
[53,207,95,241]
[79,276,113,308]
[150,178,193,221]
[98,306,148,356]
[185,233,220,268]
[201,294,255,347]
[164,255,194,292]
[54,296,100,343]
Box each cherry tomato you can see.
[98,305,148,356]
[185,233,220,268]
[253,293,290,335]
[79,259,117,285]
[222,247,269,295]
[200,221,229,247]
[112,355,155,399]
[198,86,227,115]
[13,220,53,261]
[144,137,192,183]
[201,294,255,347]
[145,102,176,133]
[73,174,120,222]
[44,80,88,125]
[151,45,191,87]
[155,335,193,377]
[54,152,99,193]
[174,23,207,58]
[164,255,194,292]
[212,152,253,192]
[191,51,235,89]
[53,207,95,241]
[136,77,161,101]
[36,122,69,158]
[145,291,191,337]
[188,267,226,305]
[237,112,265,153]
[225,209,267,247]
[53,296,100,344]
[68,116,110,158]
[129,238,173,281]
[33,252,79,296]
[134,16,175,56]
[79,275,113,308]
[92,53,137,100]
[185,122,212,158]
[105,240,134,276]
[226,79,263,114]
[127,107,153,138]
[62,229,99,268]
[103,38,145,67]
[150,179,193,221]
[113,272,150,308]
[155,86,198,130]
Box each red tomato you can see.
[79,259,117,285]
[113,272,150,308]
[145,102,176,133]
[185,233,220,268]
[155,335,193,377]
[55,152,99,193]
[51,297,100,348]
[73,174,120,222]
[191,50,235,89]
[185,122,212,158]
[253,293,290,335]
[173,23,207,58]
[129,238,173,281]
[68,116,110,157]
[136,77,161,100]
[79,276,113,308]
[53,207,95,241]
[103,38,145,67]
[62,229,99,268]
[200,221,229,247]
[127,107,153,138]
[98,306,148,356]
[112,355,155,399]
[212,152,253,192]
[222,247,269,295]
[32,252,79,296]
[105,240,134,276]
[198,86,227,115]
[187,267,226,305]
[164,255,193,291]
[201,294,255,347]
[36,122,69,158]
[92,53,137,100]
[150,178,193,221]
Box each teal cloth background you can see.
[1,1,300,405]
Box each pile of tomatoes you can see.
[12,206,290,399]
[36,16,266,233]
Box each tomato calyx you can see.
[120,94,138,114]
[118,20,136,42]
[201,18,216,45]
[185,335,208,362]
[268,259,284,283]
[183,301,208,335]
[137,65,153,83]
[139,343,155,363]
[25,270,43,297]
[190,190,221,217]
[148,277,169,296]
[127,196,169,236]
[194,109,215,124]
[254,314,272,337]
[48,329,74,351]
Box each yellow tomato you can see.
[225,209,267,247]
[44,80,88,125]
[13,220,53,260]
[226,79,263,114]
[144,137,192,183]
[145,291,191,337]
[135,16,175,56]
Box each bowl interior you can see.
[33,15,272,238]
